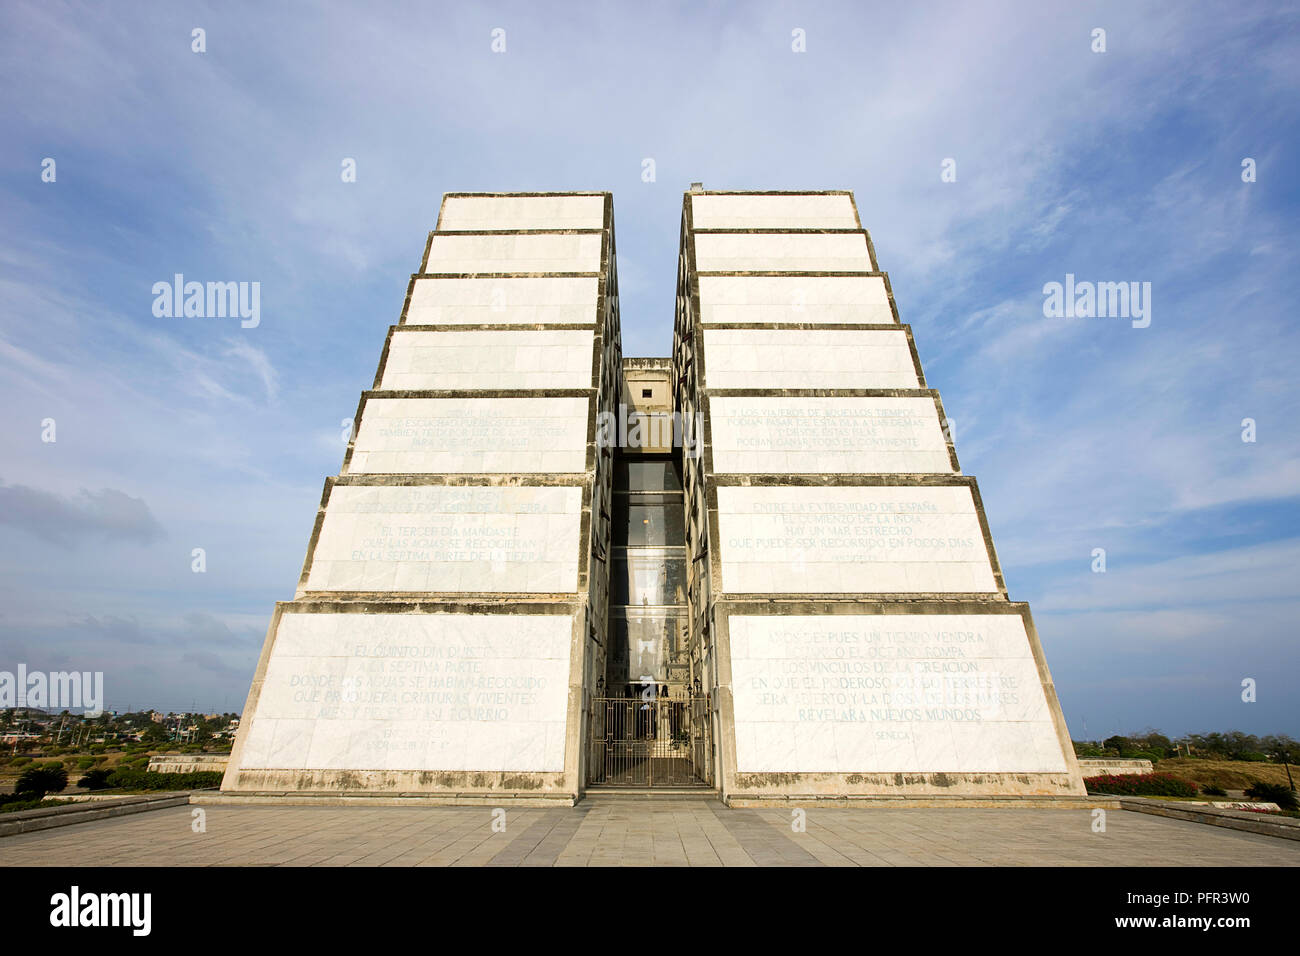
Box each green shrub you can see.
[76,756,96,769]
[105,769,223,791]
[1083,772,1198,798]
[76,768,115,790]
[15,764,69,797]
[1201,785,1228,797]
[10,756,32,767]
[1245,782,1299,810]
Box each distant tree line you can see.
[1073,730,1298,763]
[2,708,239,752]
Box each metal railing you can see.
[587,696,711,787]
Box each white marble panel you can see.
[423,234,601,274]
[709,397,952,474]
[728,614,1067,773]
[405,276,599,325]
[380,329,595,390]
[690,194,859,229]
[693,233,873,272]
[697,275,893,324]
[305,485,582,593]
[716,485,996,593]
[439,195,605,231]
[702,329,919,389]
[347,397,590,475]
[238,611,572,772]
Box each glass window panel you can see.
[612,496,685,546]
[616,460,682,492]
[610,552,687,605]
[607,612,686,685]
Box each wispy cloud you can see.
[0,481,164,547]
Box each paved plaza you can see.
[1,797,1297,866]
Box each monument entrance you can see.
[588,454,713,788]
[586,692,711,787]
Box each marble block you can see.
[347,397,590,475]
[708,396,952,475]
[716,485,997,594]
[727,613,1067,774]
[404,276,599,325]
[439,194,605,231]
[380,328,595,390]
[697,275,893,324]
[693,233,873,272]
[238,611,573,772]
[689,193,859,229]
[702,328,920,389]
[304,484,583,593]
[423,233,602,274]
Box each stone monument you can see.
[219,189,1085,806]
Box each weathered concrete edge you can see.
[191,792,578,808]
[723,795,1119,809]
[1116,796,1300,841]
[0,792,195,838]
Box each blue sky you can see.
[0,1,1296,737]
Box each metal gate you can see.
[587,696,712,787]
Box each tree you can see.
[140,722,169,744]
[77,768,114,790]
[16,764,68,797]
[1132,730,1172,756]
[1103,735,1130,754]
[1262,735,1299,764]
[1245,782,1298,811]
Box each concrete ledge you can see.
[1116,796,1300,841]
[582,788,721,802]
[723,794,1118,809]
[0,793,194,838]
[193,791,577,808]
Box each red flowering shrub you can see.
[1083,772,1198,797]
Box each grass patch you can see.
[0,798,74,813]
[1156,757,1300,791]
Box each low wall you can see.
[146,754,230,774]
[1077,759,1154,776]
[0,793,191,838]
